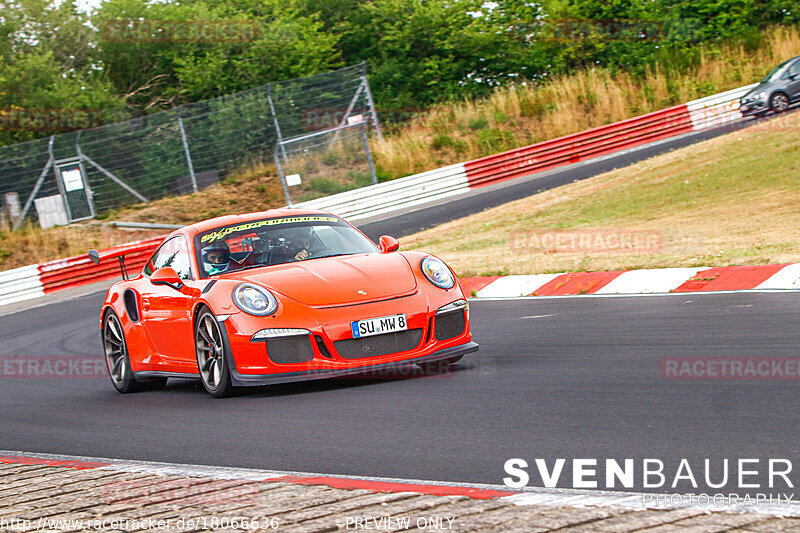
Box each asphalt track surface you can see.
[1,290,799,494]
[2,110,799,496]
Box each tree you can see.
[0,0,124,146]
[92,0,341,112]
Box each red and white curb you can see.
[1,451,798,517]
[461,263,800,298]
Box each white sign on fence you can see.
[34,195,69,229]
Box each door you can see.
[786,60,800,101]
[54,159,95,222]
[140,235,198,369]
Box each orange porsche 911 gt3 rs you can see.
[93,209,478,397]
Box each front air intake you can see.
[434,310,465,341]
[335,329,423,359]
[266,336,314,364]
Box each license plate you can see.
[351,314,407,338]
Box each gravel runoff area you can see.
[1,461,799,532]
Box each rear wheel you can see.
[103,311,166,393]
[195,308,234,398]
[416,355,464,372]
[770,92,789,113]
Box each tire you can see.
[195,308,234,398]
[770,92,790,113]
[103,310,166,393]
[415,355,464,372]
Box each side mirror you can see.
[379,235,400,253]
[150,267,184,290]
[88,249,100,264]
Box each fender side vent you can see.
[123,289,140,322]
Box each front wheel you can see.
[416,355,464,372]
[195,309,234,398]
[770,93,790,113]
[103,311,166,393]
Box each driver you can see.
[289,227,315,261]
[201,241,231,275]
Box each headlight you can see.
[421,257,455,289]
[233,283,278,316]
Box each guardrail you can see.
[0,265,44,307]
[293,163,469,221]
[37,236,165,294]
[464,104,692,187]
[0,82,761,306]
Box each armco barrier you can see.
[686,83,757,130]
[37,236,164,293]
[0,82,762,306]
[0,265,44,307]
[293,163,469,220]
[464,104,692,187]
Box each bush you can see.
[478,129,515,154]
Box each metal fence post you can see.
[361,123,378,185]
[273,145,293,206]
[178,117,198,193]
[361,61,383,141]
[14,136,55,230]
[268,83,288,164]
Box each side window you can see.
[144,236,193,280]
[786,60,800,78]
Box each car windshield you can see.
[194,214,379,277]
[761,59,792,83]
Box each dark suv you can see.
[740,55,800,116]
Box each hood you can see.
[236,253,418,306]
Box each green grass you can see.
[402,113,800,277]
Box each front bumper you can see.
[228,341,479,386]
[740,101,767,115]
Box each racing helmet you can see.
[281,226,315,255]
[202,241,231,273]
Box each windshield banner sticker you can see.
[200,216,339,243]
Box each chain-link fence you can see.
[0,62,381,230]
[275,120,377,205]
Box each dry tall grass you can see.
[374,25,800,177]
